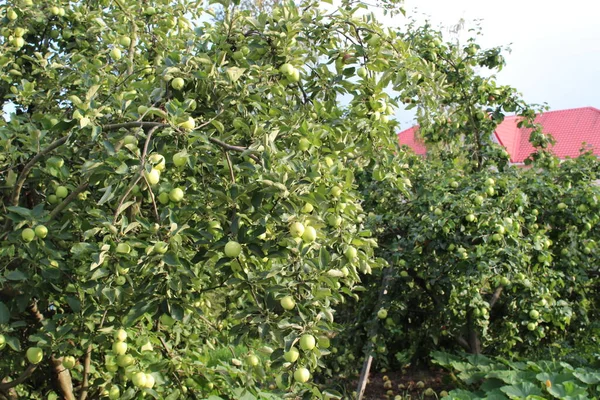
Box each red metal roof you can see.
[397,107,600,163]
[397,126,427,155]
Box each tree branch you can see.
[489,286,503,309]
[48,182,89,221]
[0,364,38,391]
[51,357,75,400]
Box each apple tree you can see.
[332,22,600,374]
[0,0,421,398]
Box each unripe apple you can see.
[294,367,310,383]
[123,135,137,145]
[143,6,157,16]
[116,354,134,368]
[115,243,131,254]
[26,347,43,364]
[284,347,299,362]
[0,334,5,350]
[318,336,330,348]
[114,329,127,342]
[290,222,305,238]
[153,242,169,254]
[22,228,35,242]
[132,371,147,387]
[302,226,317,243]
[173,151,188,167]
[55,186,68,198]
[169,188,184,202]
[119,36,131,47]
[145,373,155,388]
[112,341,127,355]
[158,192,170,204]
[529,310,540,319]
[110,47,122,60]
[178,116,195,131]
[301,203,314,213]
[108,386,120,400]
[299,334,316,351]
[377,309,388,319]
[246,354,259,366]
[224,241,242,258]
[279,63,294,75]
[357,66,367,78]
[171,77,185,90]
[330,186,342,198]
[280,296,295,310]
[144,168,160,185]
[7,9,18,20]
[345,246,357,260]
[62,356,76,369]
[148,154,165,171]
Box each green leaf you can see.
[123,301,157,327]
[226,67,246,82]
[66,296,81,313]
[211,120,225,134]
[6,206,32,218]
[5,335,21,351]
[5,270,27,281]
[163,252,181,266]
[500,383,543,399]
[0,302,9,324]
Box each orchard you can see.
[1,0,599,399]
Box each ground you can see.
[360,367,453,399]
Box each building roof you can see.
[398,107,600,163]
[397,126,427,155]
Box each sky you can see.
[391,0,600,127]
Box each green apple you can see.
[56,186,68,198]
[557,202,567,210]
[0,334,5,350]
[284,347,299,362]
[485,178,495,186]
[529,310,540,319]
[324,157,334,167]
[345,246,357,260]
[301,203,314,213]
[465,214,476,222]
[144,168,160,185]
[299,334,316,351]
[148,154,166,171]
[294,367,310,383]
[62,356,76,369]
[290,222,305,238]
[178,116,195,131]
[298,138,310,151]
[377,309,388,319]
[137,105,148,115]
[499,276,511,286]
[48,194,59,204]
[153,241,169,254]
[145,373,155,388]
[143,6,157,15]
[21,228,35,242]
[123,135,137,145]
[116,243,131,254]
[110,47,122,60]
[527,322,537,331]
[173,151,188,167]
[330,186,342,198]
[279,63,294,75]
[450,181,459,188]
[328,215,342,227]
[116,354,134,368]
[171,77,185,90]
[7,9,18,21]
[115,329,127,342]
[434,208,442,216]
[280,296,295,310]
[112,341,127,355]
[357,66,367,78]
[169,188,184,202]
[26,347,43,364]
[119,36,131,47]
[108,386,120,400]
[317,336,330,348]
[141,341,153,352]
[245,354,259,366]
[132,371,147,388]
[302,226,317,243]
[158,192,170,204]
[473,195,484,205]
[224,241,242,258]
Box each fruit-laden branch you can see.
[1,135,71,237]
[48,182,89,221]
[113,125,160,224]
[102,121,260,162]
[0,364,38,392]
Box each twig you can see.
[0,364,38,391]
[142,174,160,222]
[489,286,503,308]
[48,182,89,221]
[113,126,160,224]
[79,311,107,400]
[225,151,235,183]
[209,137,260,162]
